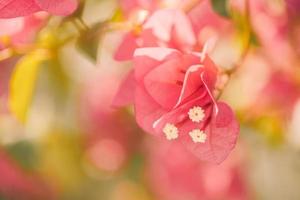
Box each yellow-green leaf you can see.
[9,50,48,123]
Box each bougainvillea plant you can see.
[1,0,300,199]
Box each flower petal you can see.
[143,9,174,42]
[182,102,239,164]
[35,0,78,16]
[133,47,179,81]
[134,85,167,134]
[153,93,212,138]
[201,55,218,91]
[0,18,24,36]
[112,70,136,107]
[0,0,40,18]
[114,32,138,61]
[134,47,179,61]
[143,57,183,109]
[173,10,196,48]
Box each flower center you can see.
[188,106,205,123]
[189,129,207,143]
[163,123,179,140]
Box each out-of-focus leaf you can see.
[126,153,145,181]
[38,130,84,191]
[250,116,284,146]
[43,58,70,103]
[76,22,107,62]
[6,141,37,171]
[8,50,48,123]
[249,30,260,46]
[211,0,230,18]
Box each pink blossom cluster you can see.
[113,0,239,164]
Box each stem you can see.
[72,17,89,32]
[216,0,251,99]
[77,17,89,30]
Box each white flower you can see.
[163,123,179,140]
[189,129,207,143]
[188,106,205,123]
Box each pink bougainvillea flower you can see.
[0,0,78,18]
[113,47,239,164]
[0,13,47,51]
[146,141,249,200]
[114,8,196,61]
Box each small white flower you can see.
[163,123,179,140]
[189,129,207,143]
[188,106,205,123]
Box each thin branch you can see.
[217,0,252,99]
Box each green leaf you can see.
[8,50,48,123]
[211,0,230,18]
[6,141,38,171]
[76,22,107,63]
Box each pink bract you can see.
[0,0,78,18]
[113,47,239,164]
[0,13,47,51]
[114,9,196,61]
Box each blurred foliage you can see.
[5,141,38,171]
[8,50,49,123]
[211,0,230,18]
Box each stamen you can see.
[163,123,179,140]
[188,106,205,123]
[189,129,206,143]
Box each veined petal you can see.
[35,0,78,16]
[112,70,136,107]
[182,102,239,164]
[0,0,40,18]
[143,58,182,109]
[135,85,167,134]
[153,94,212,137]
